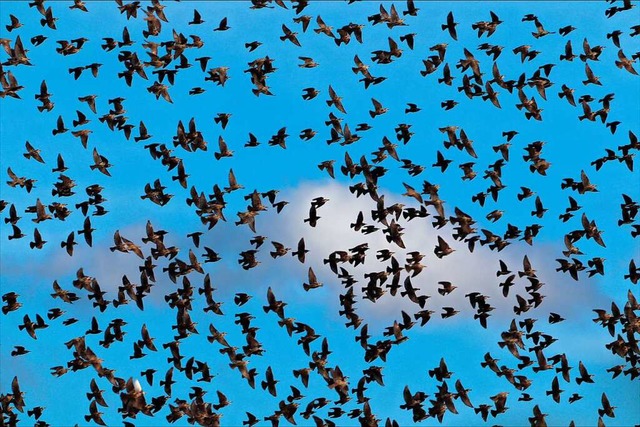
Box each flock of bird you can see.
[1,0,639,426]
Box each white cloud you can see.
[236,180,607,333]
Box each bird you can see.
[87,378,108,407]
[270,241,290,258]
[369,98,388,118]
[6,14,23,32]
[433,151,452,172]
[442,12,458,40]
[583,63,602,85]
[11,346,29,356]
[598,393,616,418]
[280,24,301,46]
[90,148,112,176]
[188,9,204,25]
[23,141,44,163]
[261,366,278,397]
[298,56,318,68]
[615,49,638,75]
[292,238,308,263]
[214,17,230,31]
[327,85,347,114]
[60,232,77,256]
[52,115,68,136]
[303,267,322,291]
[434,236,454,258]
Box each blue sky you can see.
[1,1,639,426]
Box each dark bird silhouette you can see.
[442,12,458,40]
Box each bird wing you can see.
[308,267,317,284]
